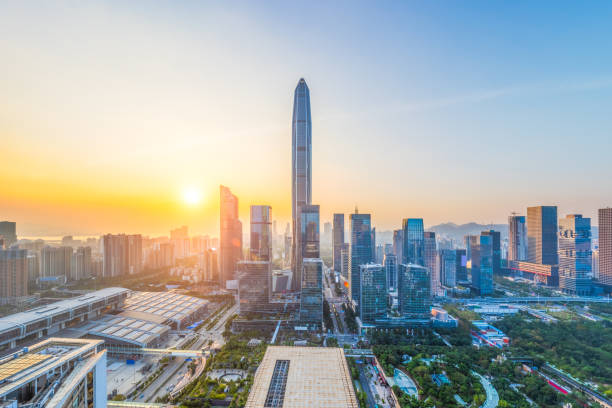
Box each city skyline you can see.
[2,2,612,237]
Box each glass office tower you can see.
[481,230,501,275]
[300,258,323,328]
[237,261,271,315]
[424,231,437,294]
[333,214,345,273]
[291,78,312,290]
[508,215,527,261]
[250,205,272,261]
[402,218,424,265]
[349,213,374,305]
[359,264,387,323]
[472,234,493,295]
[383,253,397,291]
[398,264,430,319]
[558,214,592,295]
[439,249,457,288]
[527,206,558,265]
[220,185,242,286]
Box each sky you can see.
[1,1,612,237]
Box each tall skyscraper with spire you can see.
[291,78,312,291]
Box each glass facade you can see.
[291,79,312,290]
[508,215,527,261]
[527,206,558,265]
[481,230,501,275]
[300,258,323,327]
[220,185,243,286]
[332,214,344,273]
[438,249,456,287]
[349,213,373,304]
[238,261,271,315]
[383,253,397,291]
[359,264,387,323]
[558,214,592,295]
[402,218,424,265]
[424,231,437,294]
[472,234,494,295]
[250,205,272,261]
[398,263,430,319]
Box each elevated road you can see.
[449,296,612,304]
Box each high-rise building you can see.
[508,215,527,261]
[71,246,92,281]
[199,248,219,281]
[424,231,438,294]
[250,205,272,261]
[340,243,350,280]
[359,264,387,323]
[383,253,397,291]
[0,248,28,303]
[397,264,430,319]
[599,208,612,286]
[527,206,558,265]
[291,78,312,289]
[348,213,373,304]
[455,249,467,282]
[238,260,271,315]
[439,249,457,287]
[393,229,403,267]
[40,246,72,279]
[220,185,243,287]
[300,258,323,328]
[322,222,332,248]
[0,221,17,247]
[332,213,345,273]
[558,214,592,295]
[592,248,599,280]
[371,227,377,261]
[481,230,501,275]
[402,218,424,265]
[170,225,188,239]
[295,205,320,291]
[102,234,142,277]
[470,234,494,295]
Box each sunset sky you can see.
[2,1,612,237]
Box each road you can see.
[472,371,499,408]
[138,302,238,402]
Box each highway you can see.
[471,371,499,408]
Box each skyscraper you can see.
[383,253,397,291]
[599,208,612,286]
[332,213,345,273]
[393,229,403,267]
[291,78,312,289]
[423,231,438,294]
[359,264,387,323]
[40,246,72,279]
[71,246,92,281]
[402,218,424,265]
[0,248,28,303]
[508,215,527,261]
[397,264,430,319]
[300,258,323,328]
[558,214,592,295]
[348,213,373,304]
[295,205,319,290]
[455,249,467,282]
[250,205,272,261]
[340,243,350,280]
[481,230,501,275]
[237,261,271,315]
[102,234,142,278]
[439,249,457,287]
[472,234,494,295]
[527,206,558,265]
[220,185,243,287]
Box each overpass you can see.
[105,345,206,358]
[449,296,612,304]
[108,402,176,408]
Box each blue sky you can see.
[1,1,611,235]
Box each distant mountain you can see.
[428,222,508,242]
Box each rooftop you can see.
[245,346,358,408]
[122,291,208,325]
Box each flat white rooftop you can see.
[245,346,358,408]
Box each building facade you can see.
[558,214,592,295]
[398,264,430,319]
[424,231,438,294]
[481,230,501,275]
[291,78,313,290]
[348,213,373,304]
[383,253,397,291]
[0,221,17,247]
[599,208,612,286]
[40,246,72,279]
[402,218,424,265]
[359,264,387,323]
[71,246,92,281]
[508,215,527,261]
[295,205,320,291]
[527,206,558,265]
[102,234,142,278]
[438,249,457,288]
[238,261,271,315]
[332,213,345,273]
[250,205,272,261]
[0,248,28,304]
[300,258,323,328]
[220,185,243,287]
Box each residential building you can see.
[0,222,17,247]
[40,246,72,279]
[102,234,142,277]
[70,246,92,281]
[0,248,28,304]
[558,214,592,295]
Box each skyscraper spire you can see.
[291,78,312,291]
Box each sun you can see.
[182,187,203,206]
